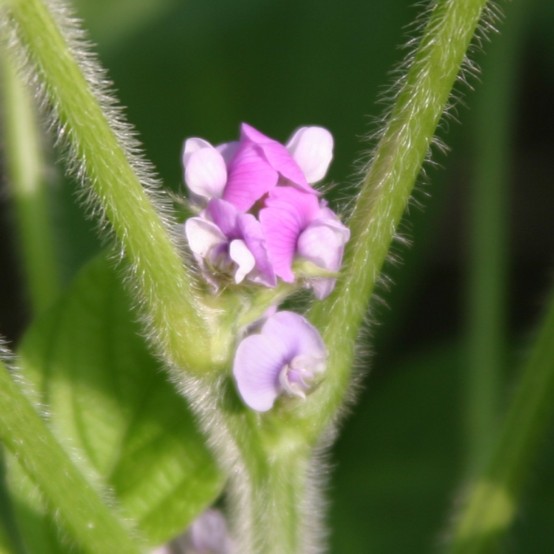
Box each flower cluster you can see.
[182,123,348,412]
[183,123,349,299]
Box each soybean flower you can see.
[233,311,327,412]
[183,123,349,298]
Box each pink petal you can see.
[297,221,348,272]
[296,210,349,299]
[205,199,239,237]
[241,123,313,192]
[216,140,239,164]
[184,509,232,553]
[259,204,303,282]
[307,276,335,300]
[260,188,320,282]
[240,123,273,144]
[233,311,327,412]
[265,186,320,224]
[223,141,279,211]
[286,126,334,184]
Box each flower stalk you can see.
[2,0,212,372]
[248,456,310,554]
[212,395,316,554]
[1,49,60,315]
[306,0,491,439]
[448,288,554,553]
[178,2,494,551]
[465,0,530,472]
[0,353,143,553]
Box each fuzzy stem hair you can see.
[304,0,492,439]
[0,345,144,552]
[179,375,329,554]
[1,0,215,373]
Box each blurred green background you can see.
[1,0,554,551]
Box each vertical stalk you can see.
[465,0,529,472]
[0,453,24,554]
[447,288,554,553]
[3,0,214,371]
[191,379,315,554]
[0,356,143,553]
[1,51,60,315]
[303,0,490,439]
[248,457,309,554]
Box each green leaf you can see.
[8,254,223,551]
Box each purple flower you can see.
[259,186,350,294]
[222,123,320,211]
[297,204,351,299]
[233,311,327,412]
[183,123,333,209]
[182,123,348,297]
[185,199,275,286]
[259,186,320,282]
[151,509,232,554]
[182,509,232,554]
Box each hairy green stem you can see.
[228,435,313,554]
[465,0,529,472]
[304,0,490,436]
[227,3,493,549]
[0,356,143,553]
[1,50,60,315]
[247,456,309,554]
[2,0,214,371]
[448,288,554,553]
[184,379,315,554]
[0,453,23,554]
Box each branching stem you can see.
[0,356,143,553]
[3,0,214,372]
[305,0,490,438]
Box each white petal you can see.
[298,223,342,270]
[286,126,333,183]
[150,546,172,554]
[185,147,228,199]
[184,217,226,257]
[297,221,349,299]
[182,137,212,166]
[229,239,255,284]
